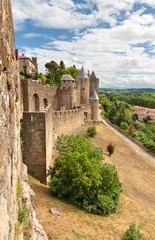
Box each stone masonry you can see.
[22,67,100,184]
[0,0,47,239]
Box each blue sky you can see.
[12,0,155,88]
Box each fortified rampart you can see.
[21,79,58,112]
[22,104,91,183]
[53,107,86,138]
[21,57,99,184]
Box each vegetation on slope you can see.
[123,223,145,240]
[47,134,122,215]
[100,95,155,153]
[99,88,155,108]
[29,124,155,240]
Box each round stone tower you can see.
[89,71,99,96]
[89,89,99,120]
[76,66,89,104]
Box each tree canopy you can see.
[44,60,80,85]
[45,61,59,82]
[47,134,122,215]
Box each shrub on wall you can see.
[47,135,122,215]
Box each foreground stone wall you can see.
[22,112,47,183]
[0,0,21,238]
[22,105,87,182]
[0,1,48,239]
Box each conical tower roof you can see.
[90,71,96,78]
[77,66,89,79]
[90,89,99,100]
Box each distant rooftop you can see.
[90,89,99,100]
[19,54,36,66]
[90,71,96,78]
[60,74,75,81]
[77,66,89,79]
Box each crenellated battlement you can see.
[53,107,82,117]
[22,67,99,183]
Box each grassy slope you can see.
[29,123,155,240]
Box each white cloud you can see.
[23,33,42,38]
[13,0,155,88]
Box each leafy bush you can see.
[123,223,145,240]
[143,141,155,153]
[87,126,97,137]
[48,135,122,215]
[107,143,115,156]
[132,131,138,139]
[120,122,128,130]
[146,124,155,134]
[137,131,148,144]
[133,122,145,131]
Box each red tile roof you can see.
[19,55,36,66]
[90,71,96,78]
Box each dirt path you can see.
[100,117,155,165]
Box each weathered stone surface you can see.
[0,1,48,239]
[22,182,48,240]
[0,0,21,238]
[50,207,61,218]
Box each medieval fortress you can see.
[21,65,100,183]
[0,0,100,238]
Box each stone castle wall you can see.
[0,1,48,238]
[21,79,58,112]
[0,0,21,238]
[22,112,47,183]
[22,105,89,183]
[53,108,85,139]
[58,86,73,110]
[90,77,99,96]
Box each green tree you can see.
[107,105,117,122]
[45,61,59,82]
[120,122,128,130]
[39,73,47,84]
[123,223,145,240]
[143,115,152,124]
[60,60,65,70]
[132,113,139,122]
[67,66,80,79]
[107,143,115,156]
[47,135,122,215]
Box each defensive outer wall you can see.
[21,75,99,183]
[0,0,47,238]
[22,106,88,183]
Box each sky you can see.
[12,0,155,88]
